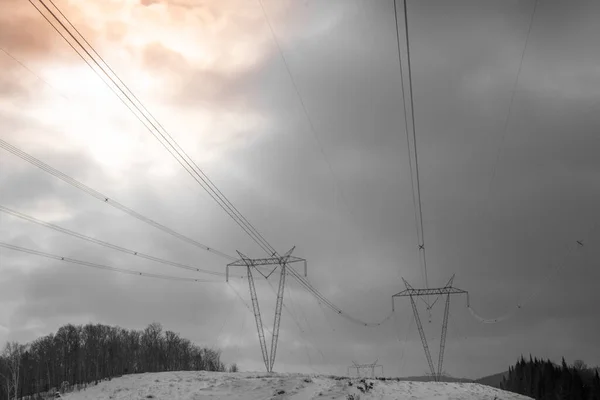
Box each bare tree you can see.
[1,342,24,400]
[2,322,228,398]
[0,357,11,400]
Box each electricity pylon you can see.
[226,247,307,372]
[392,275,467,382]
[348,360,384,378]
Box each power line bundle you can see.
[0,205,228,277]
[11,0,391,331]
[0,138,233,261]
[0,0,589,377]
[0,242,218,283]
[27,0,272,255]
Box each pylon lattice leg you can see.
[437,294,451,380]
[247,266,270,372]
[409,295,436,380]
[269,264,286,372]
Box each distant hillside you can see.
[475,371,509,388]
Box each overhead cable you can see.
[482,0,538,218]
[287,266,394,327]
[403,0,429,291]
[467,231,596,324]
[393,0,424,289]
[29,0,274,256]
[0,46,69,101]
[394,0,430,292]
[0,242,219,283]
[0,205,231,277]
[0,138,234,261]
[257,0,357,225]
[226,281,274,337]
[30,0,397,331]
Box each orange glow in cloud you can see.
[65,0,285,76]
[1,0,290,177]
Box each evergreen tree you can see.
[500,356,595,400]
[570,371,584,400]
[592,371,600,400]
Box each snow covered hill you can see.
[62,371,533,400]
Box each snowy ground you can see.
[62,371,533,400]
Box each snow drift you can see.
[61,371,533,399]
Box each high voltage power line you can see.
[393,0,430,293]
[27,0,275,256]
[0,205,232,278]
[466,229,597,324]
[0,138,234,261]
[265,274,329,366]
[287,266,394,327]
[17,0,585,317]
[10,0,592,377]
[24,0,395,331]
[482,0,539,220]
[0,46,69,101]
[0,242,218,283]
[256,2,377,330]
[0,136,392,328]
[257,0,358,226]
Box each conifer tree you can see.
[592,371,600,400]
[499,356,598,400]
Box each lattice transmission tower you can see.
[392,275,468,382]
[347,360,384,378]
[226,246,307,372]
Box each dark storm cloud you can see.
[2,0,600,380]
[9,261,223,327]
[2,0,289,366]
[1,205,241,344]
[230,0,600,375]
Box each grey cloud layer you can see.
[1,0,600,379]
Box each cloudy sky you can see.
[1,0,599,379]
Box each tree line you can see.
[0,322,233,400]
[500,356,600,400]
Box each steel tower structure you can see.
[226,247,307,372]
[392,275,468,381]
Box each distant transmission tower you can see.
[226,246,307,373]
[347,360,384,378]
[392,275,467,382]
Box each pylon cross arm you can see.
[392,276,468,383]
[227,255,305,267]
[226,247,307,282]
[352,363,383,368]
[392,287,467,297]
